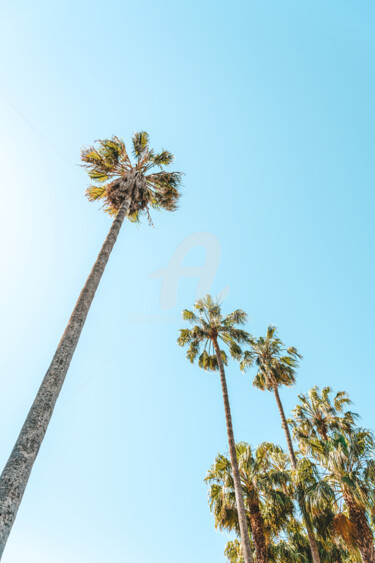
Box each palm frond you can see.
[132,131,149,158]
[152,150,174,167]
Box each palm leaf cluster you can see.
[240,325,301,391]
[81,132,182,222]
[177,295,251,371]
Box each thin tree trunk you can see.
[213,338,254,563]
[0,201,129,558]
[272,384,321,563]
[247,496,268,563]
[344,494,375,563]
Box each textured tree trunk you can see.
[272,384,321,563]
[0,202,129,558]
[212,339,254,563]
[247,496,268,563]
[344,494,375,563]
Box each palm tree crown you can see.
[206,442,294,540]
[290,386,358,443]
[177,295,252,370]
[81,132,182,222]
[240,325,301,391]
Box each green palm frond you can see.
[187,341,200,364]
[132,131,149,158]
[240,350,254,371]
[224,310,248,327]
[85,185,107,201]
[229,342,242,360]
[182,309,199,323]
[177,328,193,346]
[152,150,174,166]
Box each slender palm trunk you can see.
[272,384,321,563]
[247,495,268,563]
[343,493,375,563]
[212,339,254,563]
[0,202,128,558]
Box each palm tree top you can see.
[240,325,302,391]
[290,386,359,443]
[205,441,294,544]
[81,132,183,223]
[177,295,252,371]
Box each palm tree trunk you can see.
[272,384,321,563]
[343,494,375,563]
[247,496,268,563]
[0,201,129,558]
[212,338,254,563]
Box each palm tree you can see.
[0,133,182,557]
[240,325,321,563]
[310,430,375,562]
[206,442,294,563]
[177,296,254,563]
[290,386,358,443]
[296,454,360,562]
[291,389,375,562]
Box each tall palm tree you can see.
[177,296,254,563]
[240,325,321,563]
[291,389,375,562]
[0,133,182,557]
[206,442,294,563]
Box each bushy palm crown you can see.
[81,132,182,222]
[240,325,301,391]
[177,295,252,371]
[206,442,294,540]
[290,386,358,443]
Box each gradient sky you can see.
[0,1,375,561]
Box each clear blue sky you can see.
[0,1,374,561]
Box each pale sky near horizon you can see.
[0,1,375,562]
